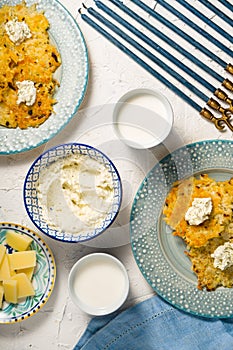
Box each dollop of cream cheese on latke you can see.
[5,18,31,45]
[211,242,233,270]
[16,80,37,106]
[185,197,212,226]
[37,154,114,234]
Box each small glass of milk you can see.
[68,253,129,315]
[113,88,173,149]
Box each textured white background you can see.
[0,0,233,349]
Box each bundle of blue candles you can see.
[80,0,233,131]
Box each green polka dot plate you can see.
[130,139,233,318]
[0,223,56,323]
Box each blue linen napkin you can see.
[74,295,233,350]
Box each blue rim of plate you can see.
[130,139,233,318]
[0,223,56,324]
[23,143,122,243]
[0,0,89,155]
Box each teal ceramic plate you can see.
[130,140,233,318]
[0,223,56,323]
[0,0,89,155]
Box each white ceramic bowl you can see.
[113,88,173,149]
[68,253,129,316]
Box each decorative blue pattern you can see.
[0,0,89,154]
[24,143,122,243]
[131,140,233,318]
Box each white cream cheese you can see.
[37,154,114,234]
[5,18,31,45]
[185,197,212,226]
[211,242,233,270]
[16,80,37,106]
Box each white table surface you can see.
[1,0,233,348]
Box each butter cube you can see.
[10,269,16,277]
[3,280,18,304]
[11,273,35,299]
[0,245,6,266]
[6,230,33,251]
[18,267,34,281]
[8,250,36,271]
[0,254,11,281]
[0,285,4,309]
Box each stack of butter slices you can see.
[0,230,36,307]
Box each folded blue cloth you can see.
[74,295,233,350]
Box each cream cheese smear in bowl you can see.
[24,143,122,243]
[38,154,114,233]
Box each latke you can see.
[0,1,61,129]
[163,174,233,290]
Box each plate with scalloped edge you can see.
[130,139,233,318]
[0,0,89,155]
[0,223,56,324]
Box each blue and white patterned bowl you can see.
[24,143,122,243]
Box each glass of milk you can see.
[113,88,173,149]
[68,253,129,315]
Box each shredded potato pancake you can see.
[163,174,233,291]
[0,1,61,129]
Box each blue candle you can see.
[88,4,209,103]
[172,0,233,44]
[80,7,233,131]
[156,0,233,57]
[80,11,201,112]
[130,0,227,68]
[107,0,224,83]
[95,0,215,95]
[197,0,233,27]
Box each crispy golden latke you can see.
[187,237,233,291]
[163,174,233,290]
[163,174,233,248]
[0,1,61,129]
